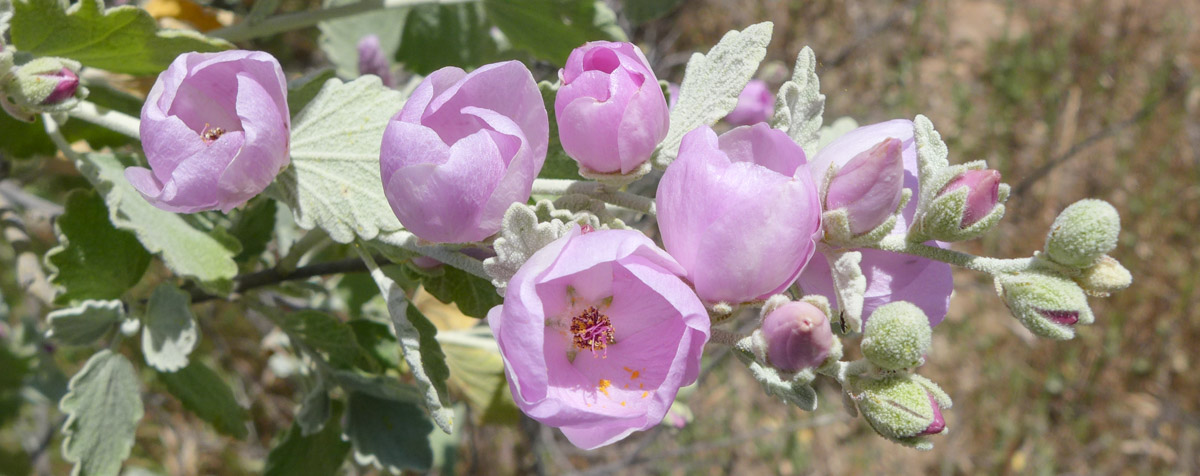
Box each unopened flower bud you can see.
[824,138,906,235]
[1044,199,1120,268]
[861,301,932,370]
[357,34,395,88]
[761,301,834,372]
[940,169,1000,227]
[995,272,1094,340]
[848,373,951,450]
[2,57,86,119]
[1073,255,1131,297]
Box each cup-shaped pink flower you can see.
[357,34,395,88]
[555,41,669,174]
[824,137,906,235]
[761,301,834,372]
[939,169,1001,227]
[380,61,548,243]
[488,227,709,449]
[126,50,290,213]
[798,120,954,327]
[657,124,821,304]
[723,79,774,126]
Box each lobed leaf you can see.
[771,46,825,156]
[46,299,125,346]
[59,350,143,476]
[10,0,231,75]
[141,283,199,372]
[158,361,249,439]
[46,190,151,304]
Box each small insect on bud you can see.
[1044,199,1120,268]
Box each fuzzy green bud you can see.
[861,301,932,370]
[1,57,87,121]
[995,272,1094,340]
[1044,199,1120,268]
[1074,255,1132,297]
[847,373,952,450]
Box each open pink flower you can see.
[380,61,548,243]
[127,50,290,213]
[488,228,709,449]
[798,119,954,326]
[657,124,821,304]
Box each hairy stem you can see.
[68,100,141,140]
[209,0,479,42]
[864,235,1035,275]
[531,178,657,216]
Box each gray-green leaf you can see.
[344,391,433,473]
[420,266,503,319]
[76,153,238,294]
[270,77,406,244]
[10,0,231,76]
[46,299,124,346]
[654,22,773,168]
[394,2,497,75]
[771,46,825,156]
[158,361,249,439]
[45,189,151,305]
[59,350,144,476]
[141,284,198,372]
[273,310,361,369]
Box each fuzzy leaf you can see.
[10,0,231,75]
[295,379,331,436]
[76,153,238,293]
[484,0,625,66]
[46,189,151,304]
[141,283,198,372]
[771,46,825,156]
[286,69,337,118]
[228,198,277,263]
[482,203,569,295]
[360,252,454,433]
[264,401,350,476]
[270,76,405,244]
[828,251,866,334]
[158,361,249,439]
[654,22,773,168]
[46,299,124,346]
[344,391,433,473]
[59,350,143,476]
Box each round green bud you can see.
[861,301,932,370]
[1074,255,1132,297]
[846,373,949,450]
[1045,199,1120,268]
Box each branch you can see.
[190,254,393,303]
[532,178,657,216]
[67,100,141,140]
[866,235,1034,275]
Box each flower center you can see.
[200,123,226,144]
[570,307,616,357]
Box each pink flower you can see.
[126,50,290,213]
[555,41,669,174]
[761,301,834,372]
[357,34,395,88]
[723,79,774,126]
[488,228,709,449]
[380,61,548,243]
[798,120,954,327]
[657,124,821,304]
[824,137,906,235]
[939,169,1001,227]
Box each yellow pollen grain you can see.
[631,370,640,380]
[620,401,626,406]
[638,383,644,389]
[598,379,612,397]
[624,384,629,389]
[640,391,648,398]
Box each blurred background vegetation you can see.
[2,0,1197,474]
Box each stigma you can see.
[570,307,616,357]
[200,123,226,144]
